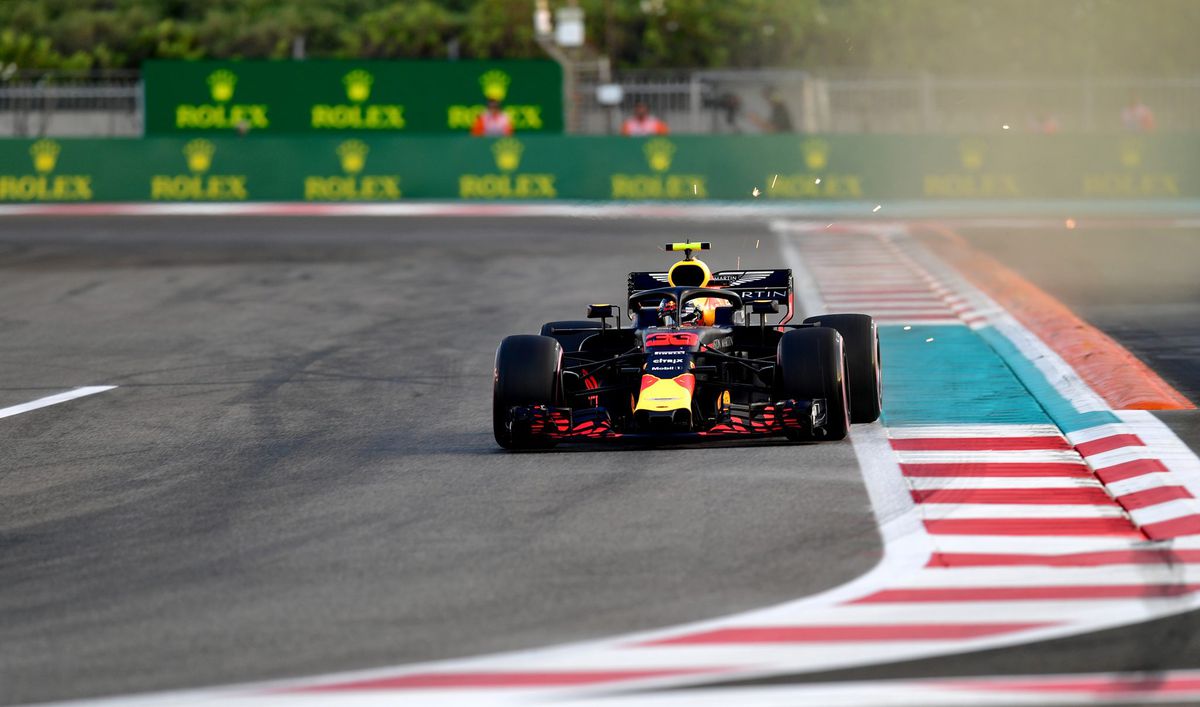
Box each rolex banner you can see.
[143,60,564,135]
[0,135,1195,202]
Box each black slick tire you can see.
[802,313,882,423]
[493,335,562,450]
[777,327,850,441]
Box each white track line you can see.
[0,386,116,419]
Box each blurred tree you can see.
[0,0,1197,75]
[0,30,93,71]
[340,1,463,58]
[461,0,542,59]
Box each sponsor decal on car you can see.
[645,332,699,348]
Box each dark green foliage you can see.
[1,0,1198,74]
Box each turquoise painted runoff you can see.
[879,324,1120,433]
[879,325,1053,427]
[974,326,1120,434]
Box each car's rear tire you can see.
[802,313,882,423]
[777,327,850,441]
[494,335,562,450]
[540,320,606,353]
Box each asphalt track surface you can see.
[3,216,1199,706]
[0,217,880,705]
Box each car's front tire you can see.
[802,313,882,423]
[493,335,562,450]
[777,327,850,441]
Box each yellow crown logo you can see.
[802,139,829,171]
[207,70,237,103]
[644,138,675,173]
[183,139,216,173]
[480,70,511,101]
[958,139,986,171]
[1119,138,1142,169]
[343,70,373,103]
[492,138,524,172]
[30,139,61,173]
[337,140,369,174]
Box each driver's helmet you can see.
[656,299,678,327]
[667,257,711,287]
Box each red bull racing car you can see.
[493,242,881,449]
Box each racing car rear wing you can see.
[627,268,794,323]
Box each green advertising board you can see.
[0,134,1194,202]
[143,60,564,135]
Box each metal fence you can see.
[3,67,1198,137]
[577,70,1200,135]
[577,69,810,135]
[0,70,141,137]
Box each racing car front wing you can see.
[506,399,829,443]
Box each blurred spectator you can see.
[712,93,742,130]
[471,99,513,137]
[621,101,669,136]
[1121,94,1156,133]
[1027,112,1060,134]
[761,87,793,133]
[742,88,793,134]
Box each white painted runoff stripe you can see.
[1126,499,1200,525]
[892,565,1200,588]
[822,298,948,306]
[893,450,1083,464]
[0,386,116,419]
[925,534,1142,555]
[550,671,1200,707]
[1066,423,1137,446]
[1085,446,1162,469]
[917,504,1126,520]
[908,477,1104,490]
[1106,472,1184,496]
[889,424,1062,439]
[768,600,1165,624]
[1117,410,1200,503]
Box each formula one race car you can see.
[493,242,881,449]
